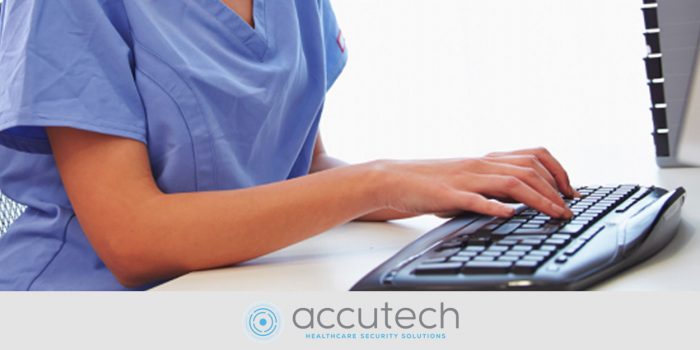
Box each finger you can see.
[486,150,571,196]
[470,160,566,207]
[484,155,558,192]
[471,175,571,218]
[435,211,462,218]
[453,192,515,218]
[509,148,576,198]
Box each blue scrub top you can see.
[0,0,347,290]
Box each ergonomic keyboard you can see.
[352,185,686,290]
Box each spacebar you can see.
[461,261,512,274]
[414,262,462,275]
[511,225,559,235]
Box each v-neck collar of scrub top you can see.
[197,0,269,60]
[0,0,348,291]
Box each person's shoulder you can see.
[2,0,132,45]
[3,0,127,15]
[3,0,128,27]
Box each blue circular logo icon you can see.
[246,305,280,340]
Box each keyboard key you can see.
[467,236,491,246]
[487,245,509,252]
[449,256,472,262]
[438,240,463,250]
[564,241,585,256]
[522,255,545,262]
[580,226,605,241]
[496,239,518,246]
[498,256,520,262]
[462,261,512,274]
[513,226,559,235]
[511,260,539,274]
[464,246,486,252]
[456,251,478,257]
[521,239,543,246]
[473,256,495,262]
[493,223,521,236]
[630,188,652,201]
[512,245,533,252]
[544,238,567,246]
[507,235,548,241]
[551,233,572,240]
[414,262,463,275]
[482,223,500,230]
[559,224,585,235]
[429,248,460,258]
[529,250,552,257]
[504,250,527,257]
[422,257,446,264]
[570,219,592,226]
[481,251,502,257]
[539,245,558,251]
[615,201,635,213]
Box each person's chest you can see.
[220,0,255,27]
[119,0,329,191]
[123,0,326,86]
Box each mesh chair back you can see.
[0,191,26,236]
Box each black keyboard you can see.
[351,185,686,291]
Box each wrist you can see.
[355,160,395,211]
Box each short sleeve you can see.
[0,0,145,154]
[319,0,348,91]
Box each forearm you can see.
[50,129,574,289]
[310,153,416,221]
[100,164,383,287]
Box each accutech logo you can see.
[245,302,459,342]
[245,304,281,340]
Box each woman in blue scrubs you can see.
[0,0,576,290]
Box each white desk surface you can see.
[155,154,700,291]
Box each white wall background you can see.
[321,0,654,185]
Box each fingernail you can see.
[504,206,516,217]
[570,187,579,198]
[550,203,569,218]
